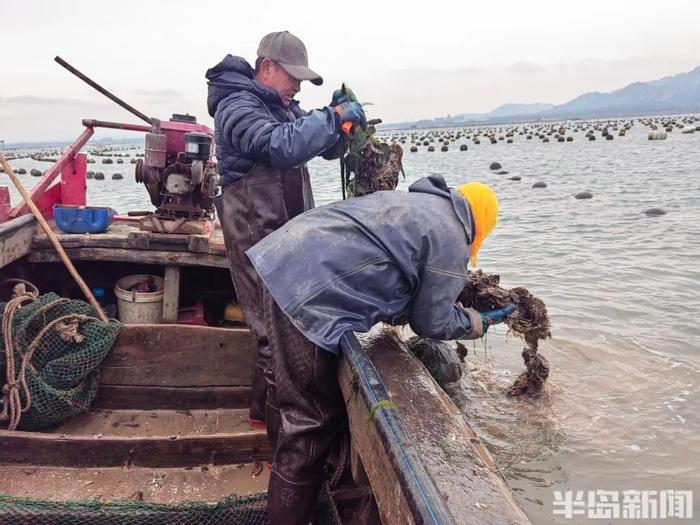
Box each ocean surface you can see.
[2,118,699,523]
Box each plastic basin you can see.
[53,205,114,234]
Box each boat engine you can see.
[135,114,218,220]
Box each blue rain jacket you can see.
[247,175,480,354]
[206,55,343,187]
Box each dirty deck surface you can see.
[0,464,269,503]
[52,408,255,437]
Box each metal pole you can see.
[55,56,153,126]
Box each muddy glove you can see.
[330,89,348,107]
[334,101,367,130]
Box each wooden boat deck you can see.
[0,464,269,503]
[0,212,531,523]
[29,218,228,268]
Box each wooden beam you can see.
[31,220,226,256]
[162,266,180,323]
[0,214,36,267]
[338,357,417,525]
[101,324,256,387]
[93,385,251,410]
[0,429,268,468]
[348,331,531,524]
[28,246,228,268]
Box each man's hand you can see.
[334,101,367,130]
[480,304,517,333]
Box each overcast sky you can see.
[1,0,699,142]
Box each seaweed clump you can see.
[458,271,551,396]
[340,84,404,198]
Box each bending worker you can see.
[206,31,366,426]
[246,174,515,524]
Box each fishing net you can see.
[0,283,122,430]
[0,488,342,525]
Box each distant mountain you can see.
[485,103,555,118]
[381,66,700,128]
[542,66,700,118]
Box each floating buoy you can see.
[112,173,123,180]
[410,146,418,152]
[459,144,468,151]
[510,176,522,181]
[644,208,666,216]
[532,182,547,188]
[575,191,593,200]
[94,172,105,180]
[648,131,667,140]
[30,169,42,177]
[489,162,502,170]
[428,145,435,152]
[496,170,509,175]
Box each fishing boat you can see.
[0,58,530,525]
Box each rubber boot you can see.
[249,362,268,426]
[265,371,281,465]
[267,470,319,525]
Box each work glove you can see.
[330,88,349,107]
[461,304,516,338]
[334,101,367,131]
[480,304,517,333]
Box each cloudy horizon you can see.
[1,0,699,142]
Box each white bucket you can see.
[114,274,165,324]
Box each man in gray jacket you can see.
[247,174,514,523]
[206,31,365,428]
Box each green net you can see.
[0,489,341,525]
[0,292,122,430]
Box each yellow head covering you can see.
[456,182,499,267]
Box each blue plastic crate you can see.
[53,205,115,234]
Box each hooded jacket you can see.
[206,55,343,187]
[247,175,481,354]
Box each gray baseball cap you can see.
[257,31,323,86]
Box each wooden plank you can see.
[100,324,256,387]
[0,463,270,504]
[356,331,531,525]
[338,357,417,525]
[52,408,253,438]
[93,385,251,410]
[0,429,268,468]
[162,266,180,323]
[28,246,228,268]
[32,219,226,256]
[0,214,36,267]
